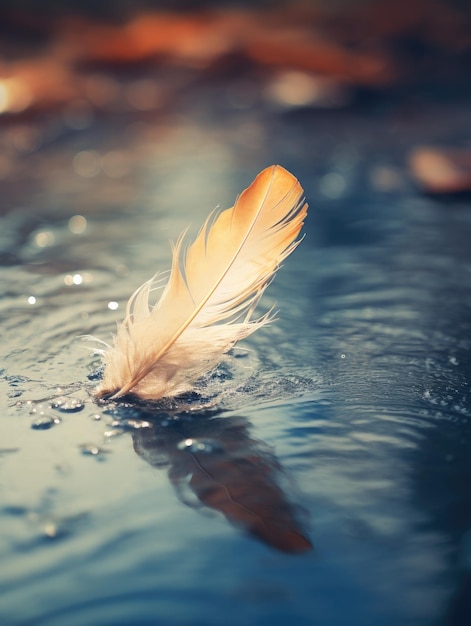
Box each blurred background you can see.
[0,0,470,226]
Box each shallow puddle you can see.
[1,64,471,625]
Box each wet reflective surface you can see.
[1,68,471,625]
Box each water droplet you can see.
[31,416,56,430]
[29,402,47,415]
[43,521,59,538]
[177,438,222,453]
[177,438,194,450]
[110,418,152,430]
[79,443,110,457]
[103,428,125,440]
[51,396,84,413]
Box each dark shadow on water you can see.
[108,403,312,554]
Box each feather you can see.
[94,164,308,401]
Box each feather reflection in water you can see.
[130,411,312,554]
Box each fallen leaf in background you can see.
[408,147,471,194]
[0,0,469,118]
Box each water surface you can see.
[1,87,471,625]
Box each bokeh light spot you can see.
[68,215,87,234]
[319,172,347,199]
[34,231,55,248]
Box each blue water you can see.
[1,83,471,625]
